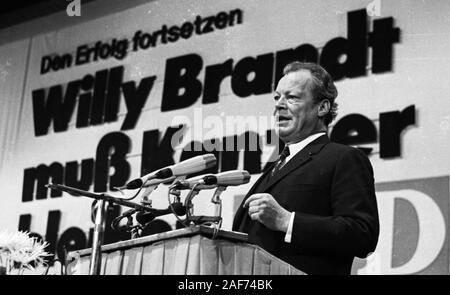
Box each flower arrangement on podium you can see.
[0,230,50,275]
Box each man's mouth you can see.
[277,115,291,122]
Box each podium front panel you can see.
[67,227,305,275]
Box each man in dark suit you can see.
[232,62,379,275]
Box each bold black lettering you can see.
[202,17,214,34]
[320,37,348,81]
[194,16,203,35]
[76,92,91,128]
[76,74,94,128]
[330,114,377,155]
[89,202,127,244]
[121,75,156,130]
[132,30,142,51]
[221,134,239,171]
[231,53,273,97]
[104,66,125,123]
[275,44,319,86]
[64,159,94,190]
[75,45,89,65]
[32,80,81,136]
[94,132,131,192]
[60,54,73,70]
[140,125,184,176]
[139,32,155,49]
[103,203,129,244]
[242,131,262,174]
[114,39,129,59]
[202,59,233,104]
[369,17,400,73]
[45,210,61,260]
[180,22,194,38]
[379,105,415,158]
[40,56,52,75]
[228,9,243,26]
[214,12,228,29]
[161,54,203,111]
[56,227,86,261]
[221,150,239,171]
[160,25,168,44]
[167,25,180,42]
[22,163,64,201]
[18,214,32,232]
[90,69,108,125]
[22,168,36,202]
[153,30,163,45]
[346,9,368,78]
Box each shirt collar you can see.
[285,132,326,163]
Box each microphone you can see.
[171,173,217,190]
[203,170,251,186]
[142,176,176,188]
[119,154,217,190]
[135,202,186,225]
[173,170,251,190]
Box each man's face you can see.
[274,70,321,143]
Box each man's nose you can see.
[275,96,287,109]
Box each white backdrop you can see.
[0,0,449,274]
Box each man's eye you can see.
[274,95,280,100]
[287,96,300,102]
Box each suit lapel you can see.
[262,135,330,192]
[246,161,275,196]
[233,135,330,231]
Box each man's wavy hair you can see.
[283,62,338,126]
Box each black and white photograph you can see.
[0,0,448,280]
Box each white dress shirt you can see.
[283,132,326,243]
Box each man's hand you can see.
[243,193,291,232]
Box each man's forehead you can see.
[275,70,312,92]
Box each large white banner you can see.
[0,0,449,274]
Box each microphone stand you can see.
[211,186,226,228]
[90,198,108,275]
[46,183,156,275]
[178,184,222,228]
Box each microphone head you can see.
[155,168,173,179]
[124,167,175,190]
[209,170,251,186]
[203,175,217,185]
[170,154,217,176]
[122,178,144,190]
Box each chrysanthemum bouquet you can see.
[0,230,50,275]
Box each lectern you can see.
[67,225,305,275]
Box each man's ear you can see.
[318,99,330,118]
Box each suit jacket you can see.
[232,135,379,275]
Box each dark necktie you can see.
[271,146,290,176]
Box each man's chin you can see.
[275,127,291,141]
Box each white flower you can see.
[0,230,33,252]
[0,230,51,273]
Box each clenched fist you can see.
[243,193,291,232]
